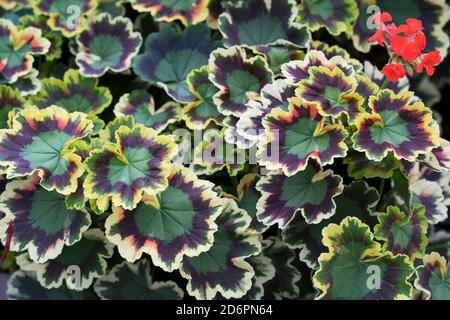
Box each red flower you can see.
[416,50,441,76]
[390,32,426,61]
[390,18,426,61]
[395,18,423,35]
[382,63,406,82]
[368,12,396,46]
[372,12,392,26]
[368,29,386,46]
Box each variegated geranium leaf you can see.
[261,236,301,300]
[4,68,41,97]
[403,160,449,224]
[18,15,63,62]
[134,24,217,103]
[0,18,50,82]
[129,0,209,25]
[298,0,358,36]
[254,46,304,75]
[353,90,439,162]
[34,0,97,37]
[374,205,428,262]
[281,49,355,84]
[98,115,135,143]
[309,40,363,72]
[190,129,246,177]
[180,198,261,300]
[313,217,414,300]
[297,66,363,121]
[30,69,112,115]
[410,178,447,225]
[257,98,348,176]
[209,46,273,116]
[0,174,91,263]
[236,79,296,146]
[183,66,225,130]
[84,124,176,210]
[0,106,93,194]
[218,0,310,48]
[94,259,184,300]
[76,13,142,77]
[415,252,450,300]
[16,228,113,290]
[105,165,222,272]
[256,161,344,227]
[282,180,379,269]
[425,138,450,172]
[114,89,181,133]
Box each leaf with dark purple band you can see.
[0,18,50,82]
[353,90,439,162]
[374,205,428,262]
[236,79,296,147]
[98,115,135,143]
[0,174,91,263]
[76,13,142,77]
[114,89,181,133]
[190,129,246,177]
[84,124,176,210]
[180,198,261,300]
[256,161,343,227]
[296,66,363,121]
[0,106,93,194]
[257,97,348,176]
[30,68,112,115]
[34,0,97,37]
[309,40,363,72]
[105,165,222,272]
[415,252,450,300]
[209,46,273,116]
[281,49,355,84]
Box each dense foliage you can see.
[0,0,450,300]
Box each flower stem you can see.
[380,78,390,90]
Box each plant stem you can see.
[380,78,389,90]
[378,178,385,199]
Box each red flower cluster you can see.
[368,12,442,82]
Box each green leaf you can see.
[313,217,414,300]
